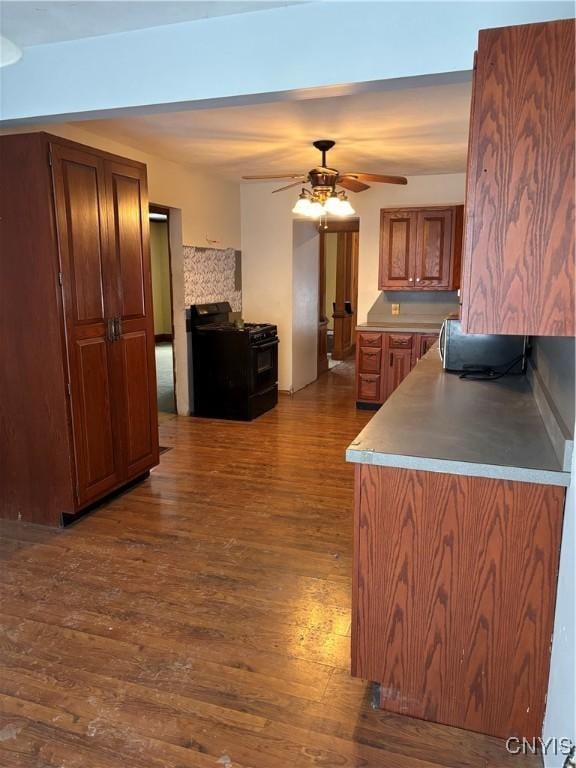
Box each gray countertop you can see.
[357,321,443,333]
[346,349,571,486]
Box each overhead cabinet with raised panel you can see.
[379,206,463,291]
[0,132,159,526]
[461,19,575,336]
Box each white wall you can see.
[351,174,466,322]
[241,181,294,390]
[1,2,572,124]
[292,222,319,392]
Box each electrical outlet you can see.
[391,304,400,316]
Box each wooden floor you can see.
[0,361,540,767]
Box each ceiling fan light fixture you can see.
[324,192,355,217]
[335,196,356,217]
[292,192,314,216]
[306,200,325,218]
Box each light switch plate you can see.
[391,303,400,315]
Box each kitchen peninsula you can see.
[347,348,569,739]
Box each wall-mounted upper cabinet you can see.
[461,19,575,337]
[379,206,463,291]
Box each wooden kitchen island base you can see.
[352,464,565,739]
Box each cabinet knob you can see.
[408,277,414,282]
[415,277,421,282]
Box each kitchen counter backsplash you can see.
[184,245,242,312]
[367,291,459,326]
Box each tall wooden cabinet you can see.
[461,19,575,336]
[0,133,159,526]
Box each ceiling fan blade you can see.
[337,177,370,193]
[342,173,408,185]
[272,181,307,194]
[242,173,306,180]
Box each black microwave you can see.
[439,314,527,374]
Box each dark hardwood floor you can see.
[0,361,541,767]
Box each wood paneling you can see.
[461,19,575,336]
[0,364,538,767]
[352,464,565,739]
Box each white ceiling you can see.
[1,1,306,47]
[75,79,472,179]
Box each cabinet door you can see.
[412,333,440,366]
[105,161,159,479]
[51,144,122,506]
[352,465,565,739]
[415,209,453,289]
[379,211,417,289]
[461,20,575,335]
[384,347,413,400]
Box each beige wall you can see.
[150,221,172,335]
[3,122,241,249]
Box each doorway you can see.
[149,205,176,413]
[318,220,359,374]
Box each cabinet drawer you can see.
[358,347,382,374]
[358,374,381,401]
[358,332,382,348]
[388,333,413,349]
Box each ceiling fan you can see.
[242,139,408,194]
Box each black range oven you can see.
[186,302,279,421]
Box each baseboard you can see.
[155,333,173,343]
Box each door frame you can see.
[318,218,360,368]
[149,203,177,414]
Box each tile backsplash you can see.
[183,245,241,312]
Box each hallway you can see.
[0,363,538,767]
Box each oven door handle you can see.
[253,338,279,351]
